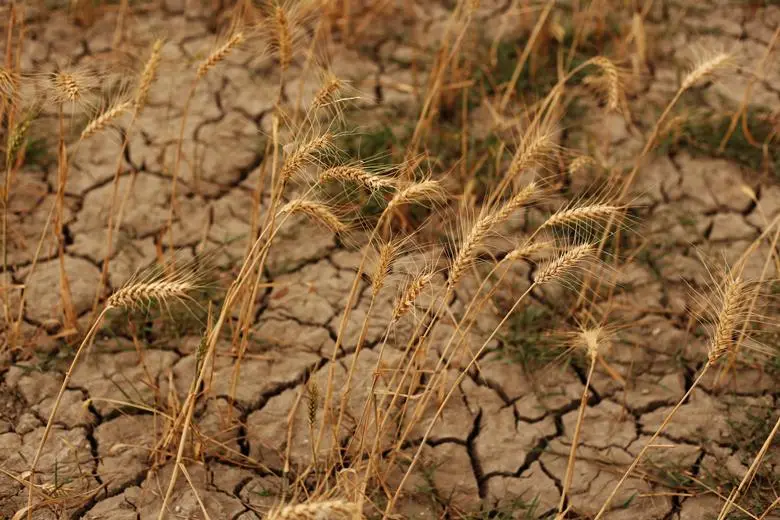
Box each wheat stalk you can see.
[534,243,595,284]
[281,199,346,234]
[81,100,130,140]
[320,166,394,191]
[197,32,244,79]
[134,38,164,115]
[266,500,359,520]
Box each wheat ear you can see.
[393,269,436,321]
[542,203,621,230]
[681,51,730,91]
[106,280,196,310]
[280,199,346,234]
[534,243,595,284]
[385,179,446,214]
[707,275,750,364]
[134,38,164,115]
[7,114,34,162]
[267,500,359,520]
[504,239,550,263]
[197,32,244,79]
[507,127,556,179]
[320,165,395,191]
[0,67,18,101]
[311,74,343,111]
[449,212,495,287]
[280,134,333,181]
[591,57,621,111]
[81,100,130,140]
[371,240,401,297]
[274,5,292,73]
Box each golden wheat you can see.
[81,100,130,140]
[197,32,244,79]
[274,5,293,72]
[590,57,621,111]
[320,166,394,191]
[534,243,595,284]
[542,203,620,230]
[134,38,164,114]
[386,179,446,213]
[280,199,347,234]
[280,134,334,181]
[681,51,730,91]
[707,275,749,363]
[393,269,436,321]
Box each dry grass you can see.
[1,2,778,520]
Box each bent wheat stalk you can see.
[27,275,197,518]
[592,271,753,519]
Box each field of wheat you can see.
[0,1,778,519]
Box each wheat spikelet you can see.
[274,5,293,72]
[541,203,620,230]
[707,275,749,363]
[134,38,164,114]
[320,166,394,191]
[534,243,595,285]
[386,179,446,213]
[681,51,730,91]
[197,32,244,79]
[280,134,333,181]
[591,57,621,111]
[266,500,359,520]
[281,199,346,234]
[393,269,436,321]
[81,100,130,140]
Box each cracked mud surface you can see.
[1,1,779,519]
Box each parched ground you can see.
[1,1,778,519]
